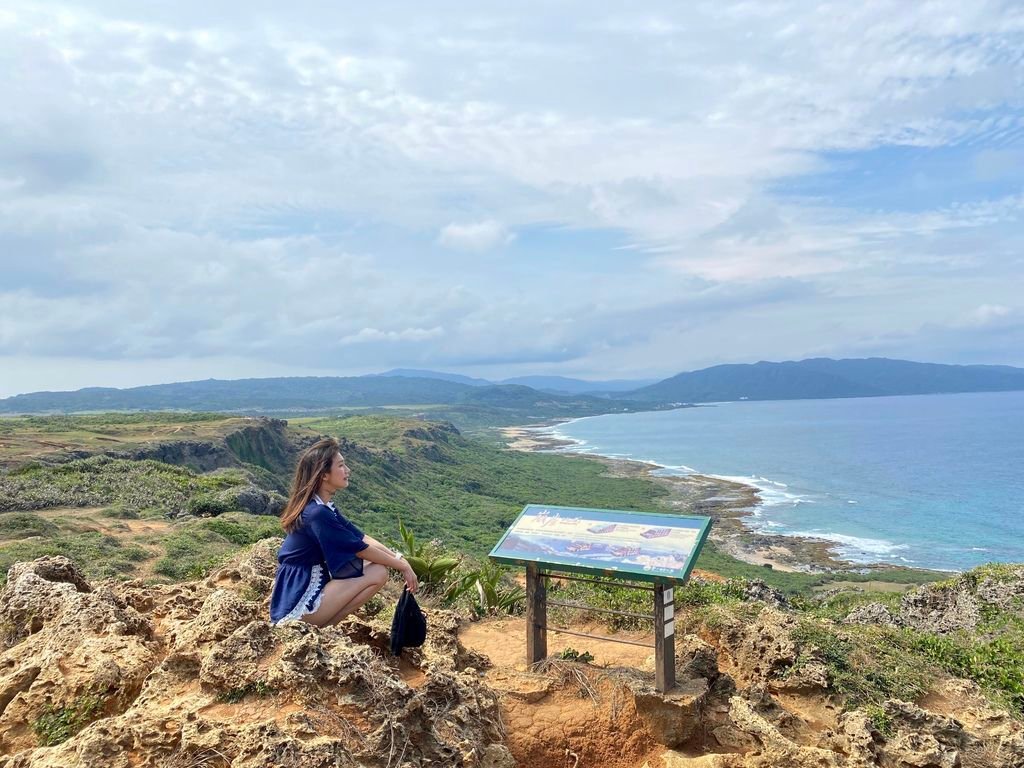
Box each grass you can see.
[33,693,105,746]
[0,413,245,468]
[0,532,152,583]
[216,681,275,704]
[0,512,59,541]
[151,513,284,581]
[789,620,933,710]
[0,456,259,515]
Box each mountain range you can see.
[2,357,1023,415]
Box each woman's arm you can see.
[361,533,395,554]
[358,541,419,593]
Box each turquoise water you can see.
[545,391,1024,572]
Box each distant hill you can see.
[373,369,491,386]
[0,375,659,426]
[499,375,660,394]
[622,358,1024,403]
[0,376,478,414]
[375,369,658,394]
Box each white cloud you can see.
[339,326,445,345]
[437,220,514,251]
[957,304,1014,328]
[1,0,1023,393]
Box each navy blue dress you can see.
[270,496,369,624]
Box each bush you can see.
[0,513,59,541]
[153,528,236,580]
[185,494,235,517]
[199,514,282,546]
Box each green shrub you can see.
[789,621,931,710]
[558,647,594,663]
[98,505,139,520]
[185,494,235,517]
[199,514,281,546]
[33,693,104,746]
[153,528,236,580]
[0,513,59,541]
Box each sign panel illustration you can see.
[489,504,712,584]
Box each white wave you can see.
[788,529,910,557]
[708,474,814,508]
[847,500,858,504]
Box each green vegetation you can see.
[558,648,594,663]
[790,621,931,710]
[550,576,748,631]
[153,514,283,580]
[694,543,940,595]
[33,693,104,746]
[0,409,1019,724]
[0,456,258,515]
[0,412,226,433]
[310,415,672,558]
[216,681,275,704]
[0,412,942,598]
[0,513,59,541]
[0,532,151,583]
[396,518,461,588]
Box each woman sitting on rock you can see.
[270,437,417,626]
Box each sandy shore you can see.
[500,423,854,574]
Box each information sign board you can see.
[489,504,712,584]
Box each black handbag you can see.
[389,587,427,656]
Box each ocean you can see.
[543,390,1024,572]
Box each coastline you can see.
[499,422,863,574]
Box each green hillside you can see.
[624,357,1024,403]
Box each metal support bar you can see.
[547,598,654,621]
[545,625,655,648]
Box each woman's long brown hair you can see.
[281,438,340,533]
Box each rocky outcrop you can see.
[843,602,902,628]
[742,580,789,609]
[711,608,830,691]
[2,552,1022,768]
[0,551,507,768]
[844,565,1024,634]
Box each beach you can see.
[500,423,864,574]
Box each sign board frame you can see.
[489,504,713,585]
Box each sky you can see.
[1,1,1023,397]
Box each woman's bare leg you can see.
[301,565,387,627]
[324,586,382,625]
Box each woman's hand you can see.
[401,562,419,594]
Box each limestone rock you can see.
[713,608,829,691]
[894,566,1024,634]
[843,602,903,628]
[0,555,504,767]
[743,579,789,609]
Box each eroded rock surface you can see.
[0,551,504,768]
[2,552,1022,768]
[845,565,1024,634]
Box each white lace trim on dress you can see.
[275,563,325,624]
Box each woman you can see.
[270,438,418,626]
